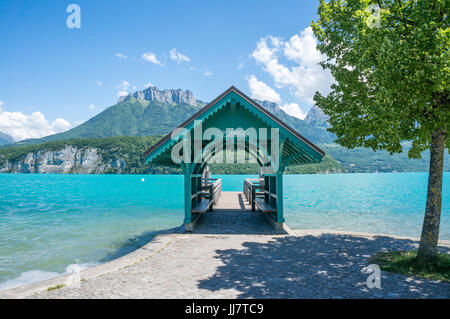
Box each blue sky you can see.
[0,0,333,141]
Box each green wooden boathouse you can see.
[144,86,324,231]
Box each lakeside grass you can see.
[369,250,450,282]
[46,284,66,291]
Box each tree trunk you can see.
[416,127,446,265]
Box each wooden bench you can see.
[192,199,213,213]
[254,198,277,213]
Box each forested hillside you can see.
[0,136,344,174]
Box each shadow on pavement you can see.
[198,233,450,298]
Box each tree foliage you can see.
[311,0,449,157]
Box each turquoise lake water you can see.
[0,172,448,290]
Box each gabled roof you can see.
[143,86,324,167]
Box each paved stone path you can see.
[18,211,449,299]
[2,193,449,299]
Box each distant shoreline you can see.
[1,171,448,175]
[2,136,448,174]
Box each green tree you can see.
[311,0,449,264]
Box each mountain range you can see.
[8,86,450,173]
[18,87,334,146]
[0,131,14,146]
[19,87,206,144]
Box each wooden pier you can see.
[143,86,325,232]
[185,176,292,232]
[192,190,285,234]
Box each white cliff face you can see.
[118,86,197,105]
[0,146,126,174]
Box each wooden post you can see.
[209,184,213,211]
[276,171,284,223]
[276,138,285,223]
[205,165,211,180]
[251,186,255,212]
[183,163,192,224]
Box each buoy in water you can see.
[141,178,145,182]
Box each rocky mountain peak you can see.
[304,105,329,123]
[0,130,15,145]
[254,99,282,114]
[118,86,197,105]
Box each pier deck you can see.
[213,191,250,211]
[192,192,280,235]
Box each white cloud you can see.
[189,66,196,71]
[0,107,71,141]
[169,48,190,63]
[116,80,130,90]
[96,81,103,87]
[115,52,128,60]
[283,29,321,65]
[251,36,282,63]
[247,75,281,103]
[251,27,334,105]
[51,118,71,132]
[203,70,212,76]
[142,52,163,66]
[237,56,244,69]
[89,104,95,110]
[144,82,153,89]
[116,80,131,97]
[279,103,307,120]
[0,100,3,113]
